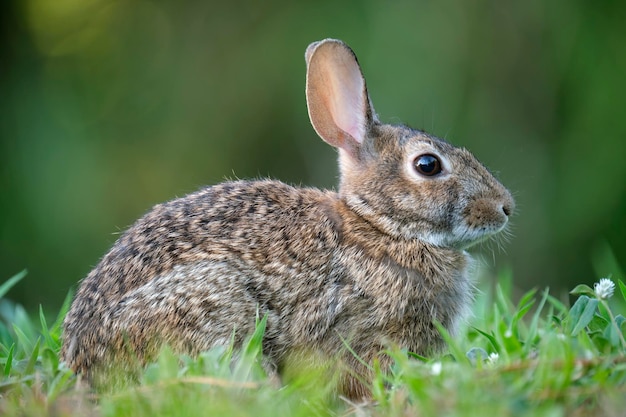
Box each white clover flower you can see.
[487,352,499,365]
[594,278,615,300]
[430,361,442,376]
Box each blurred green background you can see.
[1,0,625,313]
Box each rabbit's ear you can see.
[305,39,376,157]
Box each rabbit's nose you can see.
[501,195,515,217]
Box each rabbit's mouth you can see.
[449,219,511,250]
[412,222,505,250]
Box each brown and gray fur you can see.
[61,39,514,398]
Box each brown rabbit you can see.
[61,39,514,397]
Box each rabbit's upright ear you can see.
[305,39,376,157]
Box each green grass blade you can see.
[3,343,15,376]
[618,279,626,303]
[434,321,468,365]
[546,294,568,315]
[47,367,74,402]
[495,284,514,319]
[516,288,538,311]
[12,324,33,354]
[526,288,550,347]
[0,323,11,349]
[0,270,27,299]
[406,351,429,362]
[510,297,535,337]
[40,305,57,350]
[244,313,267,358]
[12,304,39,342]
[338,332,372,371]
[51,289,73,335]
[473,327,501,352]
[25,337,41,375]
[233,314,268,381]
[41,347,59,376]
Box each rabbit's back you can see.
[61,180,343,370]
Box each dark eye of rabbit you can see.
[414,154,442,177]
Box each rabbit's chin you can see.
[418,222,509,250]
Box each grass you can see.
[1,265,625,417]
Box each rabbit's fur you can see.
[61,39,514,397]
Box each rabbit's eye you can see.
[413,154,442,177]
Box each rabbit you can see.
[61,38,514,398]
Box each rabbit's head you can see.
[305,39,514,249]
